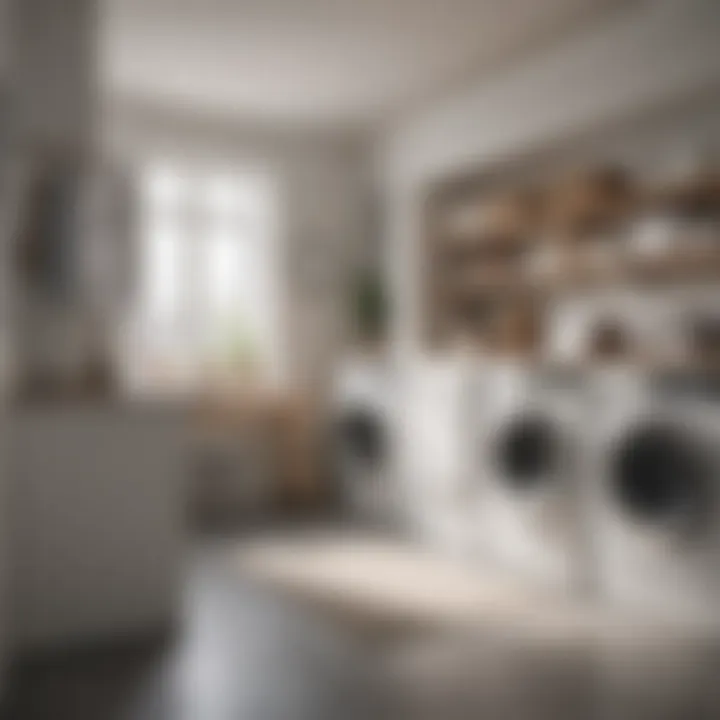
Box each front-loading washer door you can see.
[608,421,712,538]
[480,410,578,589]
[337,407,387,471]
[493,412,563,494]
[335,405,395,524]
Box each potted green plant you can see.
[352,268,387,350]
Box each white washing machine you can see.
[332,357,396,526]
[586,370,720,625]
[398,354,474,557]
[470,362,589,593]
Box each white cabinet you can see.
[9,406,188,649]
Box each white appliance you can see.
[332,358,396,526]
[470,362,588,592]
[398,354,474,557]
[586,370,720,625]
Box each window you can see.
[128,163,280,394]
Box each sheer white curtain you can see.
[126,163,281,394]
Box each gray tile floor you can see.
[3,537,719,720]
[2,546,393,720]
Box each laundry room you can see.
[1,1,720,719]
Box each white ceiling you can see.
[102,0,623,128]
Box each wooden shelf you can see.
[423,165,720,353]
[445,247,720,299]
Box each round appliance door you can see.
[337,406,387,471]
[493,412,563,493]
[609,421,711,534]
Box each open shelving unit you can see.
[421,168,720,367]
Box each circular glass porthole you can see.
[494,414,560,491]
[338,409,386,468]
[610,423,708,526]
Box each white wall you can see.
[380,0,720,187]
[377,0,720,353]
[102,101,374,394]
[9,0,98,149]
[0,0,8,82]
[0,0,100,680]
